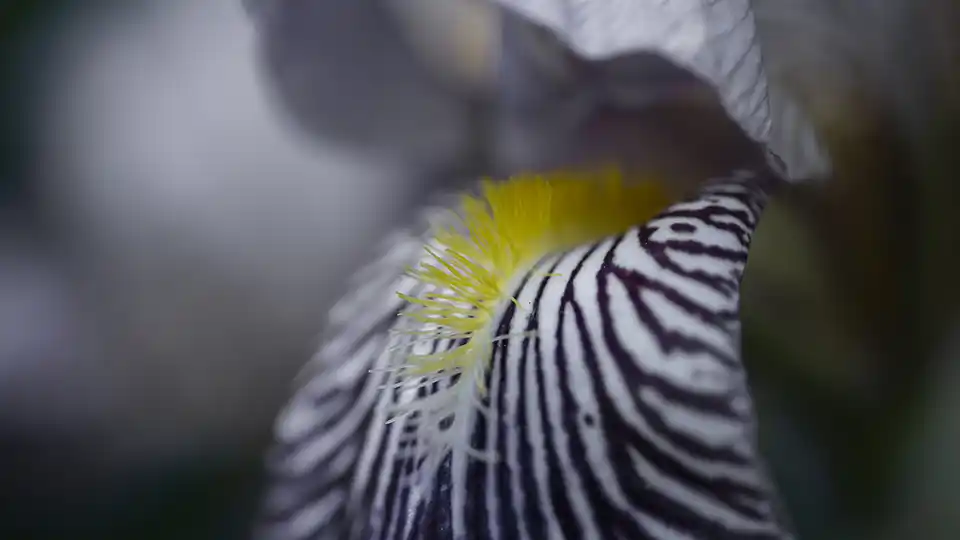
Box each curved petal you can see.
[491,0,828,181]
[244,0,475,168]
[256,169,790,539]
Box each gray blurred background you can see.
[0,0,957,539]
[2,1,442,537]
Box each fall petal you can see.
[256,169,789,539]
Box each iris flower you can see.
[252,1,833,538]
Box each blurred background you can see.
[0,0,957,539]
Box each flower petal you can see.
[256,170,791,539]
[491,0,828,181]
[244,0,475,167]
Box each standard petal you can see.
[491,0,828,181]
[245,0,475,168]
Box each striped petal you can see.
[255,169,790,540]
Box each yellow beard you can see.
[397,168,673,391]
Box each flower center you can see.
[386,168,673,480]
